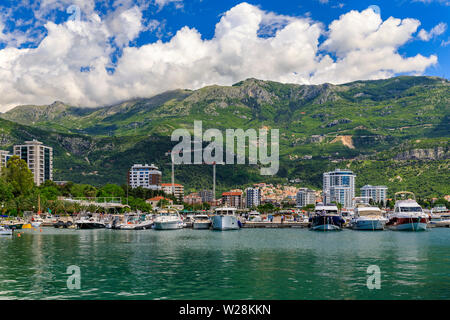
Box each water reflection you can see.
[0,228,448,300]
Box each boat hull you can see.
[153,221,183,230]
[387,217,428,231]
[193,222,211,230]
[31,222,42,228]
[351,219,387,230]
[0,230,12,236]
[119,221,154,230]
[311,224,341,231]
[76,222,106,229]
[310,215,344,231]
[212,215,239,231]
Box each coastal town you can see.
[1,139,449,233]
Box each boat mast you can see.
[213,161,216,204]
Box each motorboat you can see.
[30,215,44,228]
[193,214,212,230]
[309,204,345,231]
[386,192,428,231]
[212,207,240,231]
[428,214,450,227]
[75,216,106,229]
[0,225,12,236]
[350,202,388,230]
[116,214,154,230]
[153,210,184,230]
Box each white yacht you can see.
[193,215,212,230]
[386,192,428,231]
[153,210,184,230]
[350,202,388,230]
[212,207,240,231]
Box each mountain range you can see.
[0,76,449,198]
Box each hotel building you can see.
[13,140,53,186]
[323,169,356,208]
[127,164,162,190]
[296,188,316,208]
[222,190,244,209]
[162,183,184,202]
[360,185,388,205]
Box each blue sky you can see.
[0,0,448,110]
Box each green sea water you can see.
[0,228,449,300]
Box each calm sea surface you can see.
[0,228,449,300]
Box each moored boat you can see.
[212,207,240,231]
[75,217,106,229]
[386,192,428,231]
[310,204,345,231]
[350,202,388,230]
[0,225,13,236]
[427,214,450,228]
[30,215,44,228]
[193,214,211,230]
[153,210,184,230]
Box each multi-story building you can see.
[296,188,316,208]
[127,164,162,190]
[222,191,243,209]
[146,196,173,208]
[199,190,214,204]
[162,183,184,202]
[245,187,261,208]
[0,150,13,171]
[184,193,203,205]
[13,140,53,186]
[361,185,388,205]
[323,169,356,208]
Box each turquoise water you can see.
[0,228,449,300]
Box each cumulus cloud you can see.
[0,2,439,112]
[418,22,447,41]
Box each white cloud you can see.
[154,0,184,10]
[0,3,439,112]
[413,0,450,5]
[418,22,447,41]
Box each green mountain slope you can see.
[0,76,449,198]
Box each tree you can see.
[97,184,125,198]
[302,204,315,212]
[4,156,34,215]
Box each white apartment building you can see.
[296,188,316,208]
[360,185,388,205]
[162,183,184,202]
[127,164,162,190]
[13,140,53,186]
[0,150,13,171]
[323,169,356,208]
